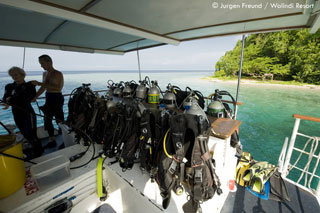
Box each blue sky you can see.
[0,35,241,72]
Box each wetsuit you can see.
[3,82,43,156]
[41,92,64,137]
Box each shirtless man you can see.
[31,55,64,148]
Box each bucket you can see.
[0,135,26,199]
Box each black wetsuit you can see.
[3,82,43,156]
[41,92,64,137]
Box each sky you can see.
[0,35,242,72]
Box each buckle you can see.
[168,160,177,175]
[195,168,202,183]
[172,132,183,137]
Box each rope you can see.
[288,136,320,189]
[308,137,320,191]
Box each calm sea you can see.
[1,70,319,183]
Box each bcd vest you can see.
[67,85,96,143]
[156,113,221,210]
[139,107,170,180]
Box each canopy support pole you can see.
[137,50,141,81]
[22,47,26,69]
[234,34,245,119]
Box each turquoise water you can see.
[1,70,319,181]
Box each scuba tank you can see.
[106,98,116,111]
[123,82,133,98]
[113,81,124,97]
[207,90,225,118]
[184,96,208,119]
[105,89,113,97]
[163,84,176,109]
[183,91,209,124]
[104,86,117,111]
[136,79,148,100]
[106,80,114,97]
[207,89,236,118]
[148,80,160,104]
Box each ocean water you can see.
[1,70,319,184]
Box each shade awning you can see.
[0,0,319,55]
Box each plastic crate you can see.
[30,155,71,191]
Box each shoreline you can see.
[201,77,320,90]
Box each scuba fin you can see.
[242,161,267,183]
[235,151,252,186]
[246,180,270,200]
[162,191,171,209]
[44,197,73,213]
[251,165,276,193]
[242,161,277,194]
[182,199,202,213]
[269,170,290,202]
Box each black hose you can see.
[0,120,12,134]
[35,100,42,116]
[0,152,37,164]
[144,76,151,85]
[70,138,95,170]
[156,84,165,98]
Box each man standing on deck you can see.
[31,55,64,148]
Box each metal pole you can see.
[234,35,245,119]
[282,118,301,178]
[235,35,245,104]
[22,47,26,69]
[137,49,141,81]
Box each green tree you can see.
[215,29,320,84]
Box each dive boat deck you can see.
[221,179,320,213]
[0,141,229,213]
[1,131,319,213]
[0,131,238,213]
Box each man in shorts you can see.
[32,55,64,148]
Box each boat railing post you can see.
[278,137,289,174]
[234,105,238,120]
[282,118,301,178]
[316,178,320,197]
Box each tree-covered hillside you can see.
[215,29,320,84]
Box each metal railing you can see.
[36,89,110,100]
[279,114,320,197]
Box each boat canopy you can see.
[0,0,319,55]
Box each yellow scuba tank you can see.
[148,80,160,104]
